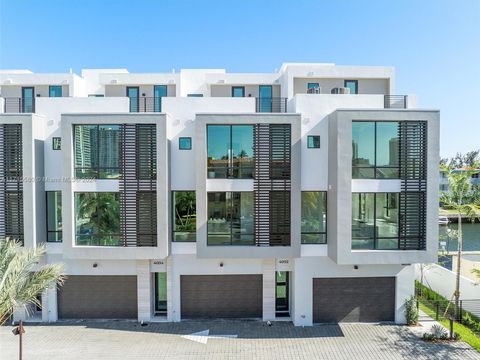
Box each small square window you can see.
[307,135,320,149]
[179,137,192,150]
[52,137,62,150]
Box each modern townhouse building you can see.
[0,63,439,325]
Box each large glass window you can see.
[352,121,400,179]
[301,192,327,244]
[172,191,196,242]
[75,192,121,246]
[207,192,254,245]
[74,124,121,179]
[46,191,62,242]
[351,192,399,250]
[49,86,62,97]
[207,125,254,179]
[154,273,167,314]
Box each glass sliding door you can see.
[154,85,167,112]
[258,85,272,112]
[21,87,34,113]
[127,86,139,112]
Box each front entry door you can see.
[275,271,289,317]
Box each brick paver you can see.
[1,320,478,359]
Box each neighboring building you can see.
[439,168,480,192]
[0,63,440,325]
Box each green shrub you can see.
[404,296,419,325]
[422,332,435,341]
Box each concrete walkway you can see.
[1,320,478,360]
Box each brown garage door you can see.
[58,276,137,319]
[181,275,262,318]
[313,277,395,323]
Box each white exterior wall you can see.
[415,264,480,313]
[0,63,437,325]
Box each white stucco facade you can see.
[0,63,439,325]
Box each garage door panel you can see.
[58,276,138,319]
[313,277,395,323]
[181,275,262,318]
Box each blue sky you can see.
[0,0,478,158]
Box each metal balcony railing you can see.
[128,97,163,112]
[3,97,35,113]
[384,95,408,109]
[255,97,288,113]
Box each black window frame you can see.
[352,121,400,179]
[178,137,192,150]
[49,85,63,97]
[207,191,255,246]
[344,80,358,94]
[206,124,255,179]
[154,272,167,314]
[46,191,62,242]
[351,192,400,250]
[73,124,121,179]
[301,191,327,244]
[172,191,196,242]
[307,135,320,149]
[231,86,245,97]
[52,137,61,150]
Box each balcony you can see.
[128,97,163,112]
[384,95,408,109]
[255,97,287,113]
[2,98,35,113]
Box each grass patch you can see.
[419,298,480,352]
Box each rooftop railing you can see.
[255,97,288,113]
[384,95,408,109]
[2,97,35,113]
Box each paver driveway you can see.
[1,320,478,360]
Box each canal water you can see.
[438,223,480,270]
[439,223,480,252]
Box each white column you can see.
[395,265,415,324]
[166,257,177,321]
[262,259,276,321]
[42,287,58,322]
[136,260,152,322]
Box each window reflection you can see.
[352,121,400,179]
[207,192,254,245]
[351,192,399,250]
[172,191,196,242]
[301,191,327,244]
[75,192,121,246]
[207,125,254,179]
[74,125,121,179]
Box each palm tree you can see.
[440,166,480,318]
[0,239,65,325]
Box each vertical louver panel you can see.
[136,191,157,246]
[0,124,23,244]
[269,191,291,245]
[398,121,427,250]
[119,124,157,247]
[254,124,291,246]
